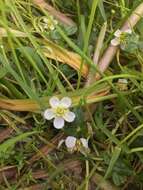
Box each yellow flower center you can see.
[47,20,53,26]
[75,140,82,151]
[120,33,127,43]
[42,16,58,31]
[54,107,68,117]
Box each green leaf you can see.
[98,0,107,21]
[122,33,139,53]
[0,66,7,79]
[112,172,126,186]
[0,131,38,155]
[62,24,78,36]
[104,146,121,179]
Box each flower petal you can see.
[111,38,120,46]
[43,17,48,23]
[80,138,89,149]
[63,111,75,122]
[53,117,64,129]
[114,29,122,37]
[43,109,55,120]
[65,136,76,148]
[118,78,128,84]
[54,20,58,25]
[120,43,126,50]
[60,97,72,108]
[124,29,132,34]
[49,25,55,31]
[49,97,60,108]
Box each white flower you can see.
[44,97,75,129]
[58,136,89,153]
[43,16,58,31]
[117,78,128,91]
[111,29,132,46]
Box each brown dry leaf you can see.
[0,88,110,112]
[0,28,27,37]
[0,98,41,112]
[62,160,82,172]
[0,127,14,143]
[18,184,46,190]
[0,27,88,77]
[32,170,48,179]
[43,39,88,78]
[0,166,17,183]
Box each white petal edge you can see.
[63,111,75,122]
[80,138,89,149]
[43,109,55,120]
[124,29,132,34]
[43,18,48,23]
[50,25,55,31]
[54,20,58,25]
[114,29,122,37]
[53,117,64,129]
[60,97,72,108]
[118,79,128,84]
[49,97,60,108]
[65,136,76,148]
[111,38,120,46]
[120,43,126,50]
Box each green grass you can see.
[0,0,143,189]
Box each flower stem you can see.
[85,160,89,190]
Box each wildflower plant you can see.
[42,16,58,31]
[58,136,89,154]
[117,79,128,91]
[1,0,143,189]
[111,28,141,53]
[33,15,58,33]
[111,29,132,49]
[43,97,76,129]
[43,97,89,154]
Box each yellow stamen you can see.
[54,107,68,117]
